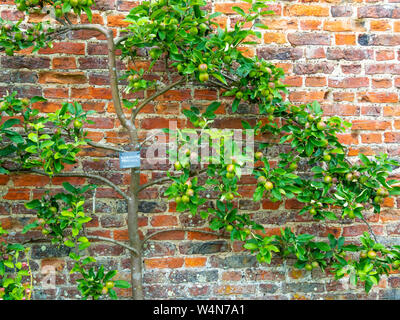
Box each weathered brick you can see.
[331,6,353,17]
[327,48,373,61]
[358,5,398,18]
[288,33,331,46]
[257,47,303,60]
[2,56,50,69]
[38,72,87,84]
[294,63,335,75]
[169,270,217,283]
[328,77,369,88]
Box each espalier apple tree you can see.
[0,0,400,300]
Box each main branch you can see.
[7,168,130,201]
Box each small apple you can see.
[174,161,182,170]
[264,181,273,191]
[324,175,332,184]
[257,176,267,185]
[255,152,263,160]
[367,250,377,260]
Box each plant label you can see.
[119,151,141,169]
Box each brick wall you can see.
[0,0,400,300]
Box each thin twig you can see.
[137,168,208,193]
[115,34,130,47]
[132,78,186,120]
[361,216,378,242]
[55,17,67,26]
[64,15,72,25]
[209,79,231,90]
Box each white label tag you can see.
[119,151,140,169]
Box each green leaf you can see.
[204,102,221,116]
[62,3,71,13]
[83,6,92,22]
[0,144,16,156]
[305,141,314,156]
[232,6,246,16]
[232,98,240,113]
[62,182,77,194]
[64,240,75,247]
[8,243,25,251]
[25,145,39,153]
[30,96,47,104]
[28,132,38,142]
[108,288,118,300]
[1,118,20,129]
[69,252,80,261]
[314,242,331,251]
[104,270,117,282]
[78,242,91,250]
[22,222,39,234]
[114,280,131,289]
[25,199,41,209]
[343,244,358,252]
[359,153,370,165]
[364,278,373,293]
[211,72,227,85]
[243,243,258,250]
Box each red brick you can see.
[358,92,398,103]
[38,72,87,84]
[306,77,326,87]
[335,34,356,45]
[145,257,184,269]
[185,257,207,268]
[150,215,178,227]
[38,42,85,55]
[361,133,382,144]
[352,120,391,130]
[12,174,50,187]
[215,3,252,15]
[52,57,77,69]
[3,188,30,200]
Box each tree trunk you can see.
[128,168,143,300]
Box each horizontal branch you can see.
[53,24,109,37]
[22,169,130,201]
[21,235,139,255]
[142,228,227,246]
[86,235,139,255]
[86,141,125,153]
